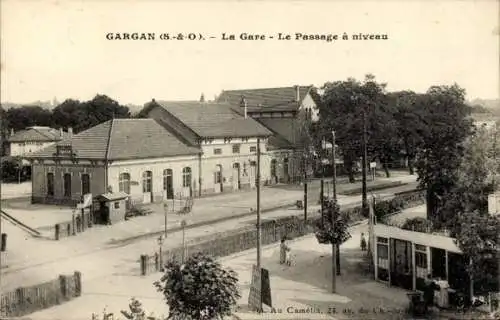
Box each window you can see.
[47,173,54,196]
[163,169,173,190]
[142,171,152,193]
[214,165,222,184]
[182,167,192,188]
[214,148,222,155]
[377,237,388,244]
[377,244,389,259]
[119,173,131,194]
[250,146,257,153]
[63,173,72,197]
[232,144,241,154]
[81,173,90,194]
[114,201,120,209]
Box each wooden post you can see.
[140,254,147,276]
[445,250,449,282]
[72,213,76,236]
[74,271,82,296]
[55,224,60,241]
[1,233,6,251]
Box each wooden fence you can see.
[49,211,94,240]
[139,189,427,275]
[0,271,82,318]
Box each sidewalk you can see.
[26,223,413,320]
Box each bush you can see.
[154,252,241,320]
[401,217,433,233]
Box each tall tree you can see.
[5,105,52,131]
[390,91,427,175]
[414,84,474,226]
[319,75,395,182]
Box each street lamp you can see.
[163,202,168,238]
[181,220,187,264]
[157,234,165,272]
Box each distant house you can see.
[8,126,72,157]
[217,85,320,182]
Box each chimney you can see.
[240,96,248,119]
[200,93,205,103]
[295,85,300,102]
[68,127,73,139]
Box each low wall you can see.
[0,271,82,318]
[139,190,427,275]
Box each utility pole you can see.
[256,138,262,268]
[303,157,307,221]
[332,131,340,276]
[331,199,337,293]
[0,115,3,286]
[362,110,368,218]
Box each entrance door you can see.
[182,167,192,198]
[249,161,256,188]
[142,171,153,204]
[390,238,413,290]
[283,158,290,183]
[270,159,277,184]
[214,165,223,193]
[232,163,240,190]
[163,169,174,200]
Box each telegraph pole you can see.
[332,131,340,276]
[303,157,308,221]
[256,138,262,268]
[362,110,368,218]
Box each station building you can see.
[27,85,320,206]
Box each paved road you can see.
[0,180,417,293]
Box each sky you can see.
[1,0,499,106]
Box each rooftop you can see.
[154,101,272,138]
[8,126,68,143]
[27,119,200,160]
[217,86,314,112]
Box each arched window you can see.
[182,167,192,188]
[119,173,131,194]
[142,171,153,193]
[163,169,173,190]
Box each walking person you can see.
[423,274,438,313]
[360,232,367,251]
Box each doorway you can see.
[214,165,223,193]
[249,161,256,188]
[164,169,174,200]
[232,163,241,190]
[142,171,153,204]
[270,159,277,184]
[283,158,289,183]
[390,238,413,290]
[431,248,447,280]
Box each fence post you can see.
[55,224,60,240]
[140,254,147,276]
[81,211,85,232]
[67,223,71,237]
[1,233,7,251]
[16,287,24,314]
[59,275,67,300]
[272,220,277,242]
[72,214,76,236]
[74,271,82,296]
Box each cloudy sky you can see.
[1,0,498,105]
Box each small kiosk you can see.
[95,192,129,224]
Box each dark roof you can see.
[97,192,129,201]
[154,101,272,138]
[27,119,200,160]
[217,86,313,112]
[8,126,68,142]
[257,118,304,150]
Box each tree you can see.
[154,252,241,320]
[319,75,396,182]
[413,84,474,225]
[454,212,500,295]
[5,105,52,131]
[52,95,131,133]
[314,199,352,291]
[390,91,427,175]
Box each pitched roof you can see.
[217,86,313,112]
[257,118,304,150]
[27,119,200,160]
[8,126,67,142]
[154,101,272,138]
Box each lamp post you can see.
[163,202,168,238]
[181,220,187,264]
[157,234,164,272]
